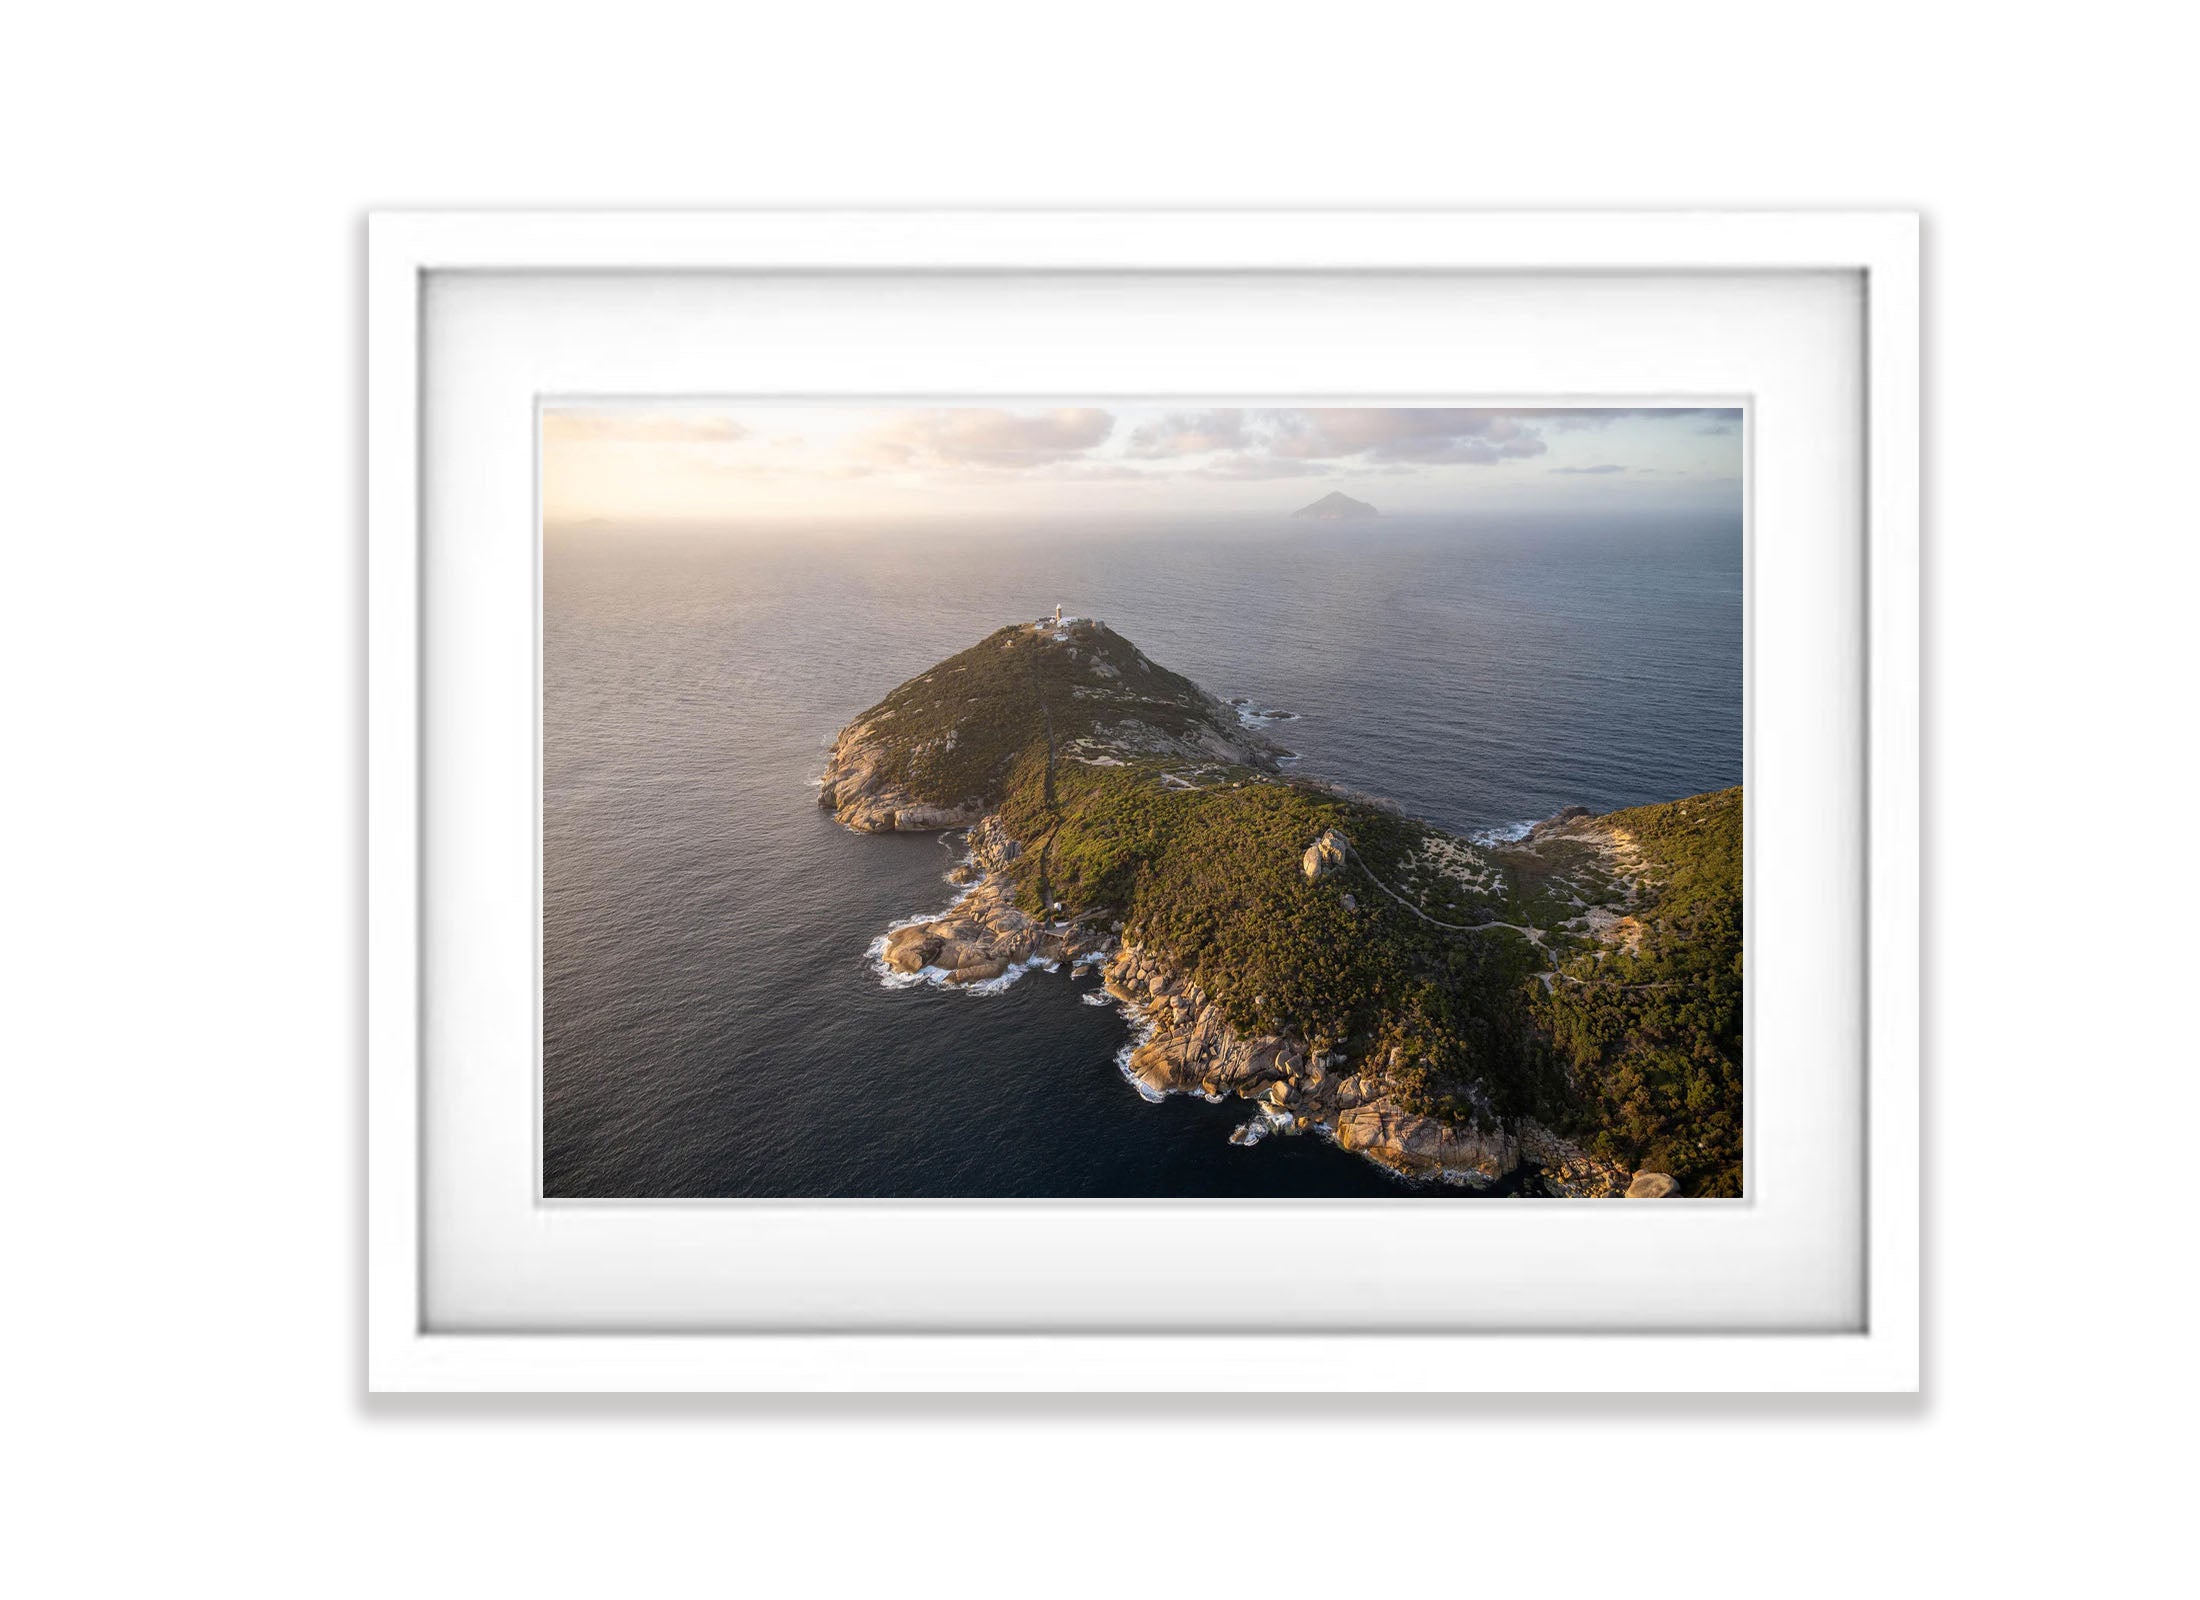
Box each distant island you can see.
[1291,490,1378,519]
[817,615,1741,1196]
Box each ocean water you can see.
[543,512,1742,1198]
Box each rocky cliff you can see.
[819,614,1742,1195]
[818,615,1283,833]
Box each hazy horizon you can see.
[542,403,1744,526]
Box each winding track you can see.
[1339,840,1543,940]
[1339,841,1677,990]
[1022,642,1061,920]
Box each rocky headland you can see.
[821,614,1744,1196]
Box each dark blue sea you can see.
[543,512,1742,1197]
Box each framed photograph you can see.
[368,211,1917,1391]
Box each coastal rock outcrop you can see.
[964,814,1023,873]
[816,719,986,833]
[878,862,1114,988]
[1334,1105,1517,1180]
[1302,829,1351,882]
[1527,804,1594,841]
[1095,941,1612,1188]
[821,614,1743,1196]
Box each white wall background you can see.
[4,3,2189,1594]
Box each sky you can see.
[541,404,1743,525]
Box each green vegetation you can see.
[845,624,1744,1195]
[996,755,1562,1126]
[849,622,1221,809]
[1530,787,1744,1195]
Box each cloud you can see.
[1040,461,1154,482]
[542,410,751,444]
[1159,406,1747,480]
[1193,453,1334,480]
[1531,407,1743,432]
[545,404,1740,518]
[856,407,1115,470]
[1263,408,1548,464]
[1123,409,1249,458]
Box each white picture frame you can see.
[368,210,1918,1392]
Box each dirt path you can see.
[1024,653,1060,919]
[1340,842,1546,944]
[1346,852,1673,987]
